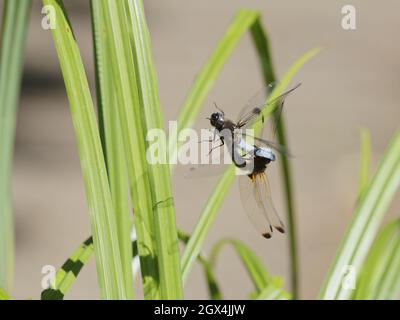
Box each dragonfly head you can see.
[209,112,224,130]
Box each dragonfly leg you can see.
[207,139,224,156]
[198,129,218,143]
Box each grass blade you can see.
[210,239,290,299]
[0,0,31,291]
[42,230,216,299]
[181,47,321,283]
[96,0,159,299]
[319,130,400,300]
[91,0,134,299]
[181,167,235,283]
[358,128,371,197]
[210,239,269,291]
[41,237,94,300]
[373,238,400,299]
[43,0,126,299]
[200,259,222,300]
[178,230,222,300]
[0,288,10,300]
[256,282,290,300]
[354,219,400,300]
[250,18,303,298]
[124,0,183,299]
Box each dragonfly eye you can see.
[210,112,223,127]
[211,113,219,120]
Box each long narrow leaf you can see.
[375,238,400,299]
[210,239,270,291]
[320,130,400,299]
[91,0,134,299]
[41,237,94,300]
[210,239,290,299]
[354,219,400,300]
[250,46,321,299]
[96,0,159,299]
[178,230,222,300]
[42,230,219,300]
[0,288,10,300]
[256,282,289,300]
[0,0,31,291]
[43,0,126,299]
[125,0,183,299]
[250,17,301,298]
[358,128,371,197]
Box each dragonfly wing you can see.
[240,133,291,157]
[239,174,274,238]
[255,173,285,233]
[236,83,276,125]
[236,83,301,131]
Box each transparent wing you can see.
[256,173,285,233]
[238,173,285,239]
[238,174,273,238]
[236,83,301,132]
[240,133,291,157]
[236,82,277,126]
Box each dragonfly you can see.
[194,83,301,239]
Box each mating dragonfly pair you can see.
[190,83,301,239]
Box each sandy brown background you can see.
[3,0,399,299]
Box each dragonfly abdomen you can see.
[247,155,271,176]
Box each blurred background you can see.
[3,0,399,299]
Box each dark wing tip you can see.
[275,225,285,233]
[262,232,272,239]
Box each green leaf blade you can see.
[96,0,160,299]
[0,0,31,291]
[0,288,10,300]
[125,0,183,299]
[358,128,371,197]
[249,20,321,300]
[90,0,134,299]
[210,239,290,299]
[320,130,400,300]
[354,219,400,300]
[43,0,126,299]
